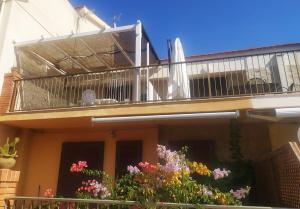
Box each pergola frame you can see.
[14,21,157,102]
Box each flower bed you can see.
[46,145,250,208]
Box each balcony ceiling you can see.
[14,25,159,78]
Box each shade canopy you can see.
[14,23,159,78]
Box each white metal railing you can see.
[4,197,292,209]
[10,50,300,112]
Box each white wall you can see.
[0,0,106,92]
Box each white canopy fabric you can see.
[14,24,159,78]
[167,38,190,99]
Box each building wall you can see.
[20,127,159,196]
[0,124,18,144]
[19,122,272,196]
[268,123,299,151]
[0,0,105,92]
[159,122,271,162]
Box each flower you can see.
[70,161,88,172]
[138,162,157,173]
[77,179,110,199]
[189,162,211,176]
[43,188,54,198]
[230,187,250,200]
[214,192,228,205]
[202,186,213,196]
[127,165,140,174]
[213,168,231,180]
[156,145,188,173]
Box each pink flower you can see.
[213,168,231,180]
[230,187,250,200]
[70,161,88,172]
[127,165,140,174]
[138,162,150,168]
[43,188,54,198]
[77,179,110,199]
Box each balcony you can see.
[9,50,300,112]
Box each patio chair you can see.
[81,89,96,106]
[246,78,267,94]
[288,83,300,92]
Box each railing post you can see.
[146,42,154,101]
[133,20,142,102]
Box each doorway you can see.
[57,141,104,197]
[115,140,143,178]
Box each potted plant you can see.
[0,137,20,169]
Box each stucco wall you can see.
[0,125,32,195]
[20,127,159,196]
[0,124,18,144]
[159,122,271,162]
[0,0,104,92]
[268,123,299,151]
[18,122,273,196]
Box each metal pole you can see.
[133,20,142,102]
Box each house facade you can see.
[0,0,299,207]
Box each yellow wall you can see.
[21,127,159,196]
[268,123,299,151]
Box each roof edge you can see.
[186,42,300,61]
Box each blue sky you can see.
[71,0,300,59]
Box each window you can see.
[168,140,215,164]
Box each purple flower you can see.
[127,165,140,174]
[230,187,249,200]
[213,168,231,180]
[157,145,188,173]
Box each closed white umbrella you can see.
[167,38,190,99]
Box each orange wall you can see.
[19,122,273,197]
[268,123,299,151]
[0,124,18,143]
[159,122,271,161]
[21,127,159,196]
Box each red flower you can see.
[70,161,88,172]
[138,161,157,173]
